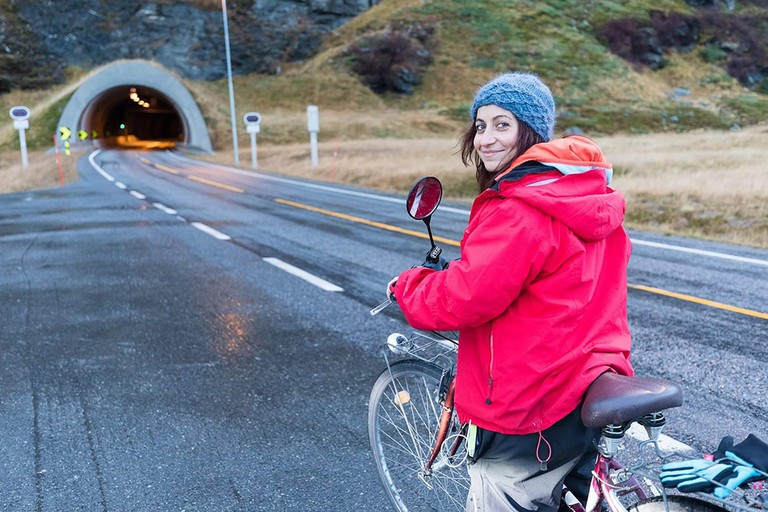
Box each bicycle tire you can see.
[629,495,727,512]
[369,359,470,512]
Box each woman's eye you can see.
[475,124,486,132]
[496,122,509,130]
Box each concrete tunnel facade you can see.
[57,60,213,153]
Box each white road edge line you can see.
[191,222,231,241]
[129,191,146,200]
[263,257,344,292]
[626,423,694,454]
[88,149,114,181]
[115,182,127,190]
[631,239,768,267]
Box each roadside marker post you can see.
[52,134,64,186]
[307,105,319,168]
[9,106,30,168]
[243,112,262,170]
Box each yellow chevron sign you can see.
[59,127,72,140]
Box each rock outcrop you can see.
[0,0,379,92]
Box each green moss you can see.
[719,95,768,125]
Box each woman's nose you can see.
[478,130,496,145]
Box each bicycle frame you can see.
[562,455,652,512]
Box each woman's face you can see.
[473,105,520,173]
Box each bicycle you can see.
[367,327,766,512]
[367,177,767,512]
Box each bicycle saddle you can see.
[580,372,683,428]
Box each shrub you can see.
[594,18,666,70]
[598,10,768,90]
[347,24,434,95]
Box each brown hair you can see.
[460,117,545,193]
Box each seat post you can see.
[598,424,626,457]
[640,412,667,441]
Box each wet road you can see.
[0,148,766,511]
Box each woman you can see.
[387,72,634,512]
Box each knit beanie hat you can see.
[469,72,556,141]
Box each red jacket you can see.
[393,136,634,435]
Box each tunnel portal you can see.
[57,60,213,152]
[94,86,184,146]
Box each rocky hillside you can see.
[2,0,768,138]
[0,0,379,90]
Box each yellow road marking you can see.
[139,157,151,165]
[276,198,767,320]
[155,163,180,175]
[274,198,460,247]
[628,284,768,320]
[188,175,244,193]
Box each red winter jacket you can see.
[393,136,634,435]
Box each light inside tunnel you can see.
[82,85,185,149]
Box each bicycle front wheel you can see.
[629,495,727,512]
[368,359,470,512]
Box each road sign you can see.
[243,112,262,125]
[9,106,30,121]
[78,129,88,141]
[59,127,72,140]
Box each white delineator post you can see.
[10,106,31,168]
[307,105,319,168]
[243,112,262,170]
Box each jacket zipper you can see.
[486,332,494,405]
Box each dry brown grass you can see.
[0,147,79,194]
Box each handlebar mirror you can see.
[406,176,442,221]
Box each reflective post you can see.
[307,105,319,168]
[10,106,30,169]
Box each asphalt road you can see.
[0,148,765,511]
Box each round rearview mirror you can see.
[406,176,443,220]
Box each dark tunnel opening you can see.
[84,86,186,149]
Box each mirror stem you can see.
[424,217,436,250]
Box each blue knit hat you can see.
[470,72,556,141]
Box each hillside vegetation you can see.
[1,0,767,247]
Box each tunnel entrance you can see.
[94,86,184,148]
[57,60,213,153]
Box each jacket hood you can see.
[497,136,626,242]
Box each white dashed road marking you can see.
[263,257,344,292]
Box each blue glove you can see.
[712,451,762,499]
[712,464,760,498]
[660,459,734,491]
[660,453,762,497]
